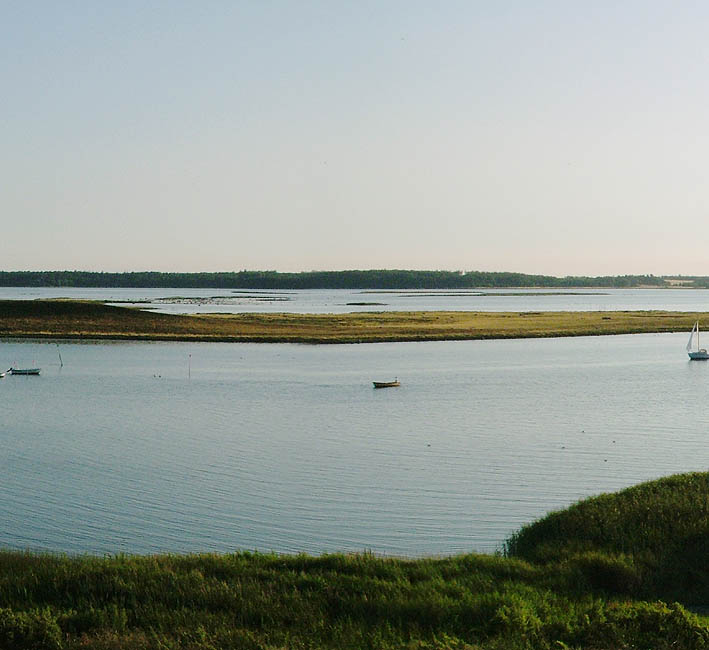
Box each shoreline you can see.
[2,473,709,648]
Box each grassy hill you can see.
[506,472,709,605]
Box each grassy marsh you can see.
[0,300,707,343]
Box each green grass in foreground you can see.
[3,474,709,648]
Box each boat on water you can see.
[687,322,709,360]
[7,368,41,375]
[373,379,400,388]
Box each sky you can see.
[3,1,709,276]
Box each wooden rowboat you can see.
[373,379,400,388]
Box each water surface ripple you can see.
[0,334,707,556]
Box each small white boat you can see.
[687,322,709,360]
[8,368,41,375]
[373,378,400,388]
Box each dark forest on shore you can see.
[0,270,698,289]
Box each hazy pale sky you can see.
[3,1,709,275]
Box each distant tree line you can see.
[0,270,672,289]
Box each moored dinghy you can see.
[687,322,709,360]
[373,378,400,388]
[7,368,41,375]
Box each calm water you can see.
[1,334,708,557]
[3,286,709,313]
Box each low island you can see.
[0,300,706,344]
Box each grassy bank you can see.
[3,473,709,648]
[0,300,707,343]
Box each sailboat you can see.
[687,321,709,360]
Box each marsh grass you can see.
[0,300,706,343]
[0,546,706,649]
